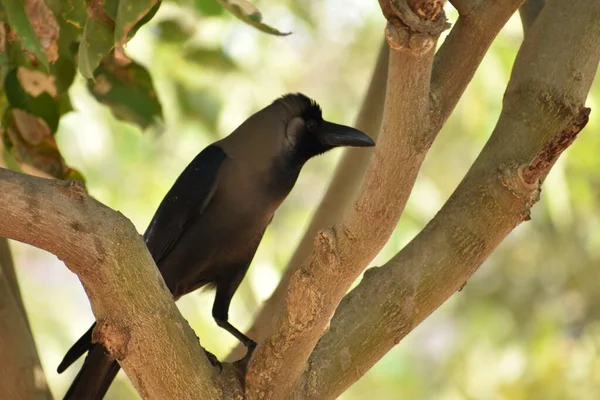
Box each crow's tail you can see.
[62,343,121,400]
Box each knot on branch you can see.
[93,320,131,361]
[379,0,449,53]
[521,107,591,185]
[407,0,444,19]
[498,161,540,209]
[314,228,340,268]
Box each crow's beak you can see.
[317,121,375,147]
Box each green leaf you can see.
[114,0,161,47]
[1,108,80,179]
[104,0,120,20]
[2,138,23,172]
[87,55,163,130]
[78,16,115,79]
[156,18,194,43]
[61,0,88,31]
[51,50,77,94]
[4,68,60,133]
[58,93,73,116]
[215,0,290,36]
[194,0,224,16]
[1,0,49,68]
[183,47,237,71]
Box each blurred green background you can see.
[5,1,600,399]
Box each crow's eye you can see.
[306,119,318,132]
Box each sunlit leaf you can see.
[87,54,163,130]
[78,15,115,79]
[215,0,290,36]
[194,0,224,16]
[1,0,49,67]
[4,68,59,133]
[1,108,81,179]
[114,0,161,47]
[61,0,88,31]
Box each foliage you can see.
[0,0,284,179]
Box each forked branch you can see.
[0,169,241,399]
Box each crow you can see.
[58,93,375,399]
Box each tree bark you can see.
[299,0,599,398]
[244,1,448,398]
[0,169,243,399]
[0,237,53,400]
[519,0,545,35]
[244,0,525,398]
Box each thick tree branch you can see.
[0,169,242,399]
[245,0,528,397]
[301,0,600,398]
[281,40,390,302]
[0,237,52,399]
[448,0,480,17]
[227,40,390,362]
[244,2,447,398]
[242,0,524,367]
[519,0,545,35]
[431,0,525,130]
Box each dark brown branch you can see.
[301,0,600,398]
[0,237,53,399]
[0,169,242,399]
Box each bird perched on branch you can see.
[57,93,375,399]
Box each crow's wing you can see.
[144,144,227,264]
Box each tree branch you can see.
[301,0,600,398]
[243,0,524,366]
[0,237,53,399]
[519,0,546,34]
[1,238,27,323]
[0,169,243,399]
[244,2,448,398]
[448,0,481,17]
[430,0,526,130]
[227,39,390,362]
